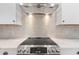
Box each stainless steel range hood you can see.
[21,3,59,15]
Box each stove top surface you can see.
[20,37,58,45]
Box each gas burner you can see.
[17,37,60,55]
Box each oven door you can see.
[30,47,47,55]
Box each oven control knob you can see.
[22,50,26,54]
[52,50,55,53]
[56,50,60,53]
[18,50,21,53]
[52,49,56,53]
[26,50,29,53]
[56,49,60,53]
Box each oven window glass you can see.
[30,47,47,54]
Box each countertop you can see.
[51,38,79,48]
[0,38,26,48]
[0,38,79,48]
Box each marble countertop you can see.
[0,37,79,48]
[51,38,79,48]
[0,38,26,48]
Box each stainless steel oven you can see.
[17,37,60,55]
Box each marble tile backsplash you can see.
[55,26,79,39]
[0,25,26,39]
[0,25,79,39]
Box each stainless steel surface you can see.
[22,3,55,8]
[17,45,60,55]
[21,3,59,15]
[17,37,60,55]
[25,13,52,15]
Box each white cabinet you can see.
[0,3,22,25]
[56,3,79,25]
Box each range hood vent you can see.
[21,3,59,14]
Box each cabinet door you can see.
[56,3,79,25]
[62,3,79,24]
[0,3,16,24]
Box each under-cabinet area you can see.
[0,3,79,55]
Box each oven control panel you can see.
[17,45,60,55]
